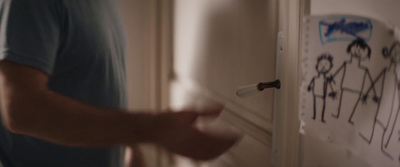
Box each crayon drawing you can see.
[301,15,400,167]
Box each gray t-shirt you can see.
[0,0,128,166]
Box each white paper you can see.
[300,15,400,167]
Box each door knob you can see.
[236,80,281,98]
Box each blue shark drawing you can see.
[321,18,370,39]
[318,16,373,45]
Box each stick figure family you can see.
[308,39,378,123]
[307,39,400,160]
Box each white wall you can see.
[303,1,400,167]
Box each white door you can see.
[119,0,305,166]
[171,0,279,166]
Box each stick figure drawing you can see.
[360,42,400,160]
[308,53,336,122]
[328,39,379,124]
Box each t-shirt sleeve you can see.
[0,0,62,75]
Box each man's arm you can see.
[0,60,147,146]
[0,60,237,160]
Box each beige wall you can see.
[118,0,159,110]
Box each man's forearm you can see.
[2,88,157,147]
[0,60,238,160]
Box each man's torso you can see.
[0,1,128,166]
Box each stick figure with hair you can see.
[328,39,379,124]
[361,42,400,160]
[308,53,336,122]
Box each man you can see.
[0,0,237,166]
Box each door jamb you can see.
[272,0,310,166]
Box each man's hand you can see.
[153,106,240,160]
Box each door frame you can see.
[119,0,173,166]
[272,0,310,166]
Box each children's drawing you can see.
[307,53,336,122]
[301,14,400,167]
[359,42,400,160]
[328,39,379,124]
[319,16,373,45]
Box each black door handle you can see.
[236,80,281,98]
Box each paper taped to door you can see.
[300,14,400,167]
